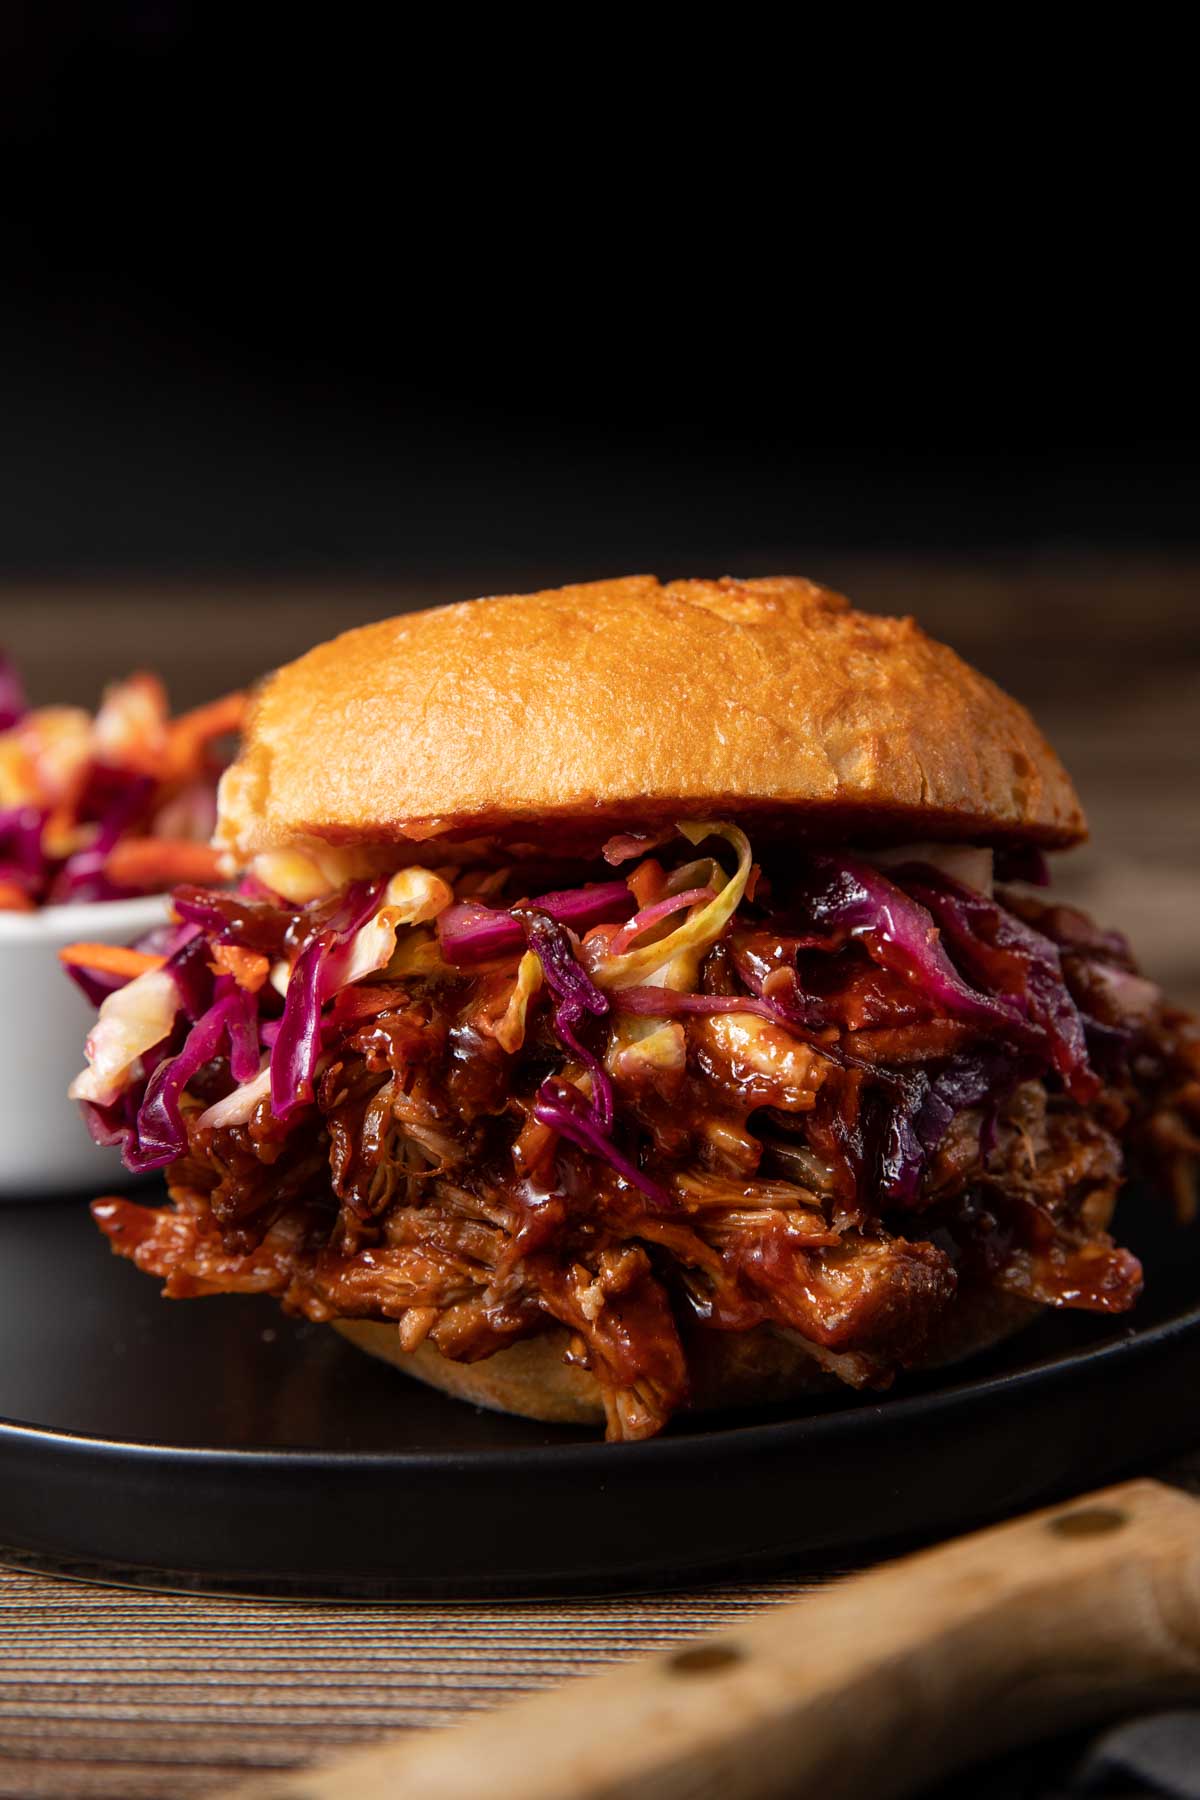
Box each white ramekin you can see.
[0,893,172,1198]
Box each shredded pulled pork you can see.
[82,829,1200,1441]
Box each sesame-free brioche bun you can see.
[333,1290,1041,1429]
[215,576,1085,863]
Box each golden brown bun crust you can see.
[217,576,1085,860]
[333,1293,1040,1429]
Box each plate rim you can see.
[1,1293,1193,1475]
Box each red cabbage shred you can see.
[80,844,1200,1442]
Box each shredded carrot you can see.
[165,691,246,778]
[0,881,35,912]
[208,943,270,993]
[104,839,226,888]
[581,920,623,954]
[626,857,669,909]
[172,690,246,743]
[59,942,167,977]
[41,800,85,861]
[92,672,171,776]
[328,984,404,1023]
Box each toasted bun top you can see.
[216,575,1085,861]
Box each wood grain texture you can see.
[0,1572,811,1799]
[212,1479,1200,1800]
[0,558,1197,1798]
[2,1453,1199,1799]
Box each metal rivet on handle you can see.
[1047,1505,1129,1538]
[668,1640,745,1676]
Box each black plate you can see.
[2,1191,1198,1597]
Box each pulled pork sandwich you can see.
[73,577,1200,1440]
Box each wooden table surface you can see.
[1,555,1197,1798]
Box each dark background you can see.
[2,3,1197,589]
[1,7,1196,1020]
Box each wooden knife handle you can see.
[216,1478,1200,1800]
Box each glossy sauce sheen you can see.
[93,862,1200,1441]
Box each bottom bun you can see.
[333,1290,1040,1428]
